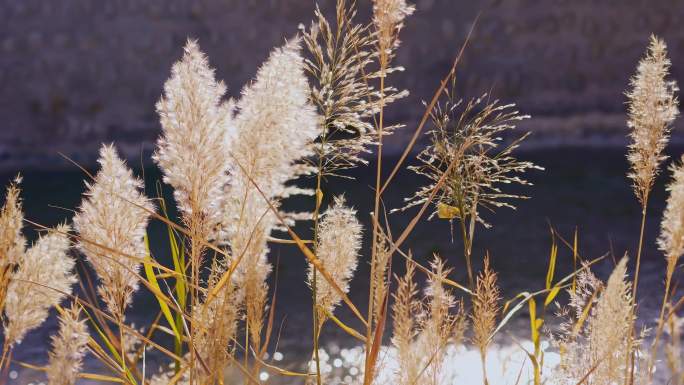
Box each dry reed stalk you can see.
[366,2,413,382]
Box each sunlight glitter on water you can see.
[304,340,560,385]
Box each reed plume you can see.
[192,256,241,382]
[308,195,362,323]
[555,258,642,385]
[73,144,154,321]
[0,176,25,269]
[372,0,414,62]
[302,0,408,178]
[219,38,319,356]
[399,91,540,286]
[391,259,421,385]
[417,255,463,385]
[4,224,75,345]
[658,156,684,279]
[471,255,500,385]
[627,35,679,207]
[664,307,683,385]
[46,303,89,385]
[155,39,234,240]
[0,176,25,313]
[648,156,684,376]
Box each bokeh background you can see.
[2,1,684,383]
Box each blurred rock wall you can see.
[1,0,683,171]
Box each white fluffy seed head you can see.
[372,0,414,55]
[658,156,684,269]
[47,303,89,385]
[0,176,26,269]
[218,38,319,348]
[155,39,235,238]
[627,35,679,205]
[73,144,154,320]
[309,196,363,319]
[4,224,75,345]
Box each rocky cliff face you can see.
[1,0,683,171]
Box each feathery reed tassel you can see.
[155,39,234,239]
[4,224,75,345]
[0,176,25,269]
[648,156,684,377]
[73,144,154,320]
[554,258,641,385]
[418,255,462,385]
[391,259,420,385]
[192,256,241,383]
[302,0,408,177]
[658,156,684,276]
[0,176,25,313]
[665,309,683,385]
[46,303,89,385]
[220,37,319,355]
[308,196,362,323]
[372,0,414,59]
[627,35,679,206]
[471,255,500,385]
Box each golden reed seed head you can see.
[155,39,235,238]
[73,144,154,320]
[471,255,500,353]
[47,303,89,385]
[308,195,362,320]
[372,0,414,55]
[627,35,679,206]
[658,156,684,270]
[0,176,26,269]
[4,224,75,345]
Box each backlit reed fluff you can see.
[471,255,500,385]
[46,303,89,385]
[418,256,464,385]
[658,156,684,284]
[220,38,319,354]
[302,0,408,177]
[192,256,240,383]
[0,177,25,312]
[627,35,679,207]
[392,259,421,385]
[372,0,414,63]
[649,156,684,374]
[0,176,25,269]
[73,145,154,321]
[555,258,640,385]
[155,39,234,240]
[665,307,683,385]
[4,224,75,345]
[399,91,540,287]
[307,196,362,324]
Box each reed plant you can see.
[1,2,682,385]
